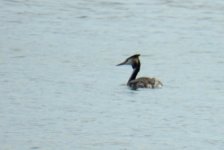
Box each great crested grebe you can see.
[117,54,163,89]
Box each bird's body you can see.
[128,77,163,89]
[117,54,163,89]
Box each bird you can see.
[117,54,163,89]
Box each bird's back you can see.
[128,77,163,89]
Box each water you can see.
[1,0,224,149]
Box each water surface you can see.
[1,0,224,149]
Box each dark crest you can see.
[127,54,140,60]
[116,54,141,66]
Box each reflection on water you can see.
[0,0,224,149]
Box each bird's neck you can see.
[128,64,140,83]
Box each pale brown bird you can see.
[117,54,163,89]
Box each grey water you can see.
[0,0,224,149]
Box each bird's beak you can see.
[116,60,127,66]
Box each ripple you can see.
[12,55,26,59]
[30,146,40,150]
